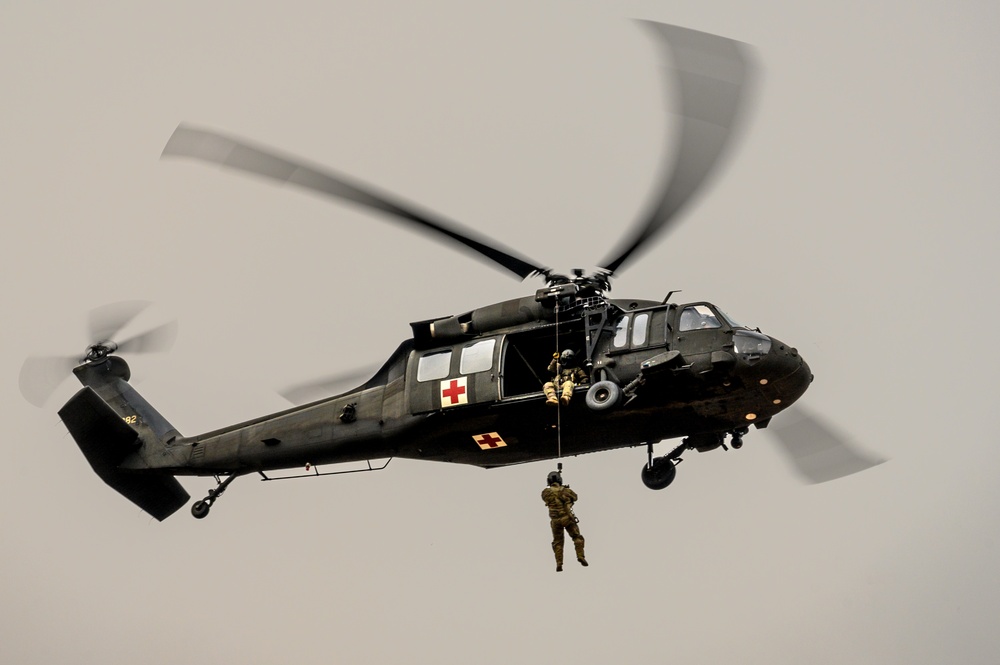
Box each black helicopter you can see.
[20,22,877,522]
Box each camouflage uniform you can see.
[543,354,589,405]
[541,482,587,571]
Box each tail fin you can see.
[58,356,189,521]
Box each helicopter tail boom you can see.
[58,357,190,521]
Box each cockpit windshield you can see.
[733,330,771,364]
[718,309,745,329]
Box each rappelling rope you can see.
[554,302,562,461]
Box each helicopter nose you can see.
[759,338,812,407]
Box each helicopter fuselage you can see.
[114,296,811,477]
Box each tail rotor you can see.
[18,301,177,408]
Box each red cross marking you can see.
[442,379,466,405]
[476,433,503,448]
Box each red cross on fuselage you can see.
[442,379,466,405]
[477,433,503,448]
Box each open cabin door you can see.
[407,337,501,414]
[499,326,582,400]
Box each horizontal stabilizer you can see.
[59,387,190,521]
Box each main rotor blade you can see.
[768,406,886,484]
[19,355,78,408]
[278,365,381,405]
[115,319,178,355]
[598,22,753,275]
[163,125,547,280]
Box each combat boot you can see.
[556,564,563,572]
[578,557,588,567]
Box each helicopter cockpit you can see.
[678,304,722,331]
[676,303,773,366]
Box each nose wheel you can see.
[191,473,238,519]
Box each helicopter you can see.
[20,22,878,522]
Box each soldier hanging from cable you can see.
[541,468,587,572]
[543,349,589,406]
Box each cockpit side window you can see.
[417,350,452,382]
[679,305,722,332]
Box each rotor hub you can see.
[84,342,118,362]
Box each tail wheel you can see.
[586,380,622,412]
[191,501,210,519]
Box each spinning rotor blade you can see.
[598,22,753,276]
[88,300,151,344]
[19,301,178,408]
[18,355,79,408]
[115,319,179,355]
[162,125,547,280]
[278,365,381,405]
[769,406,885,484]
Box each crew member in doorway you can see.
[543,349,588,406]
[541,470,587,572]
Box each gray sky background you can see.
[3,1,998,663]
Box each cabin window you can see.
[613,315,630,348]
[632,313,649,346]
[417,350,452,382]
[679,305,722,332]
[460,339,495,374]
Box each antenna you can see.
[662,290,682,304]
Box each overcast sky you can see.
[3,1,999,663]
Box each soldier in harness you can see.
[541,470,588,572]
[543,349,589,406]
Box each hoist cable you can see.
[554,302,562,461]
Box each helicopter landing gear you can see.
[641,441,684,490]
[642,457,677,490]
[191,473,238,519]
